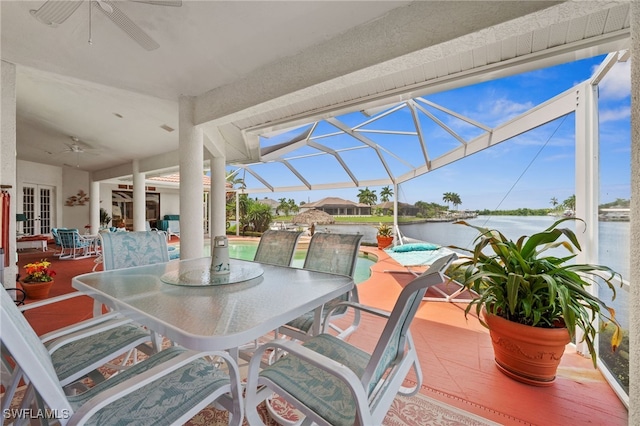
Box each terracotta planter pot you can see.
[376,236,394,250]
[21,280,54,300]
[483,309,571,386]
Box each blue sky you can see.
[232,54,631,211]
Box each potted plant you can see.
[21,259,57,299]
[375,222,394,250]
[449,217,622,386]
[100,207,112,229]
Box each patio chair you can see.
[166,219,180,239]
[0,287,244,426]
[278,232,364,341]
[245,253,457,426]
[254,229,303,266]
[57,229,96,259]
[97,231,171,344]
[0,286,155,409]
[100,230,170,271]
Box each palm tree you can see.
[450,193,462,210]
[563,195,576,211]
[287,198,299,215]
[550,197,559,209]
[442,192,454,209]
[379,186,393,203]
[357,187,378,206]
[225,170,245,189]
[276,198,290,216]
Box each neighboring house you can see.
[256,198,281,216]
[301,197,371,216]
[375,201,420,216]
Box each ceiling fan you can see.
[29,0,182,51]
[57,136,100,168]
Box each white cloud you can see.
[600,106,631,122]
[599,60,631,100]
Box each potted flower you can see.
[21,259,56,299]
[449,217,622,386]
[375,222,394,249]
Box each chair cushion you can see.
[390,242,440,252]
[68,346,231,425]
[260,334,370,426]
[49,323,150,383]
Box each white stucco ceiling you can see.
[1,1,632,187]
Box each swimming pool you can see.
[228,240,374,284]
[169,239,375,284]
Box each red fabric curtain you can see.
[1,191,9,266]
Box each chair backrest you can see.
[361,253,457,393]
[303,233,363,277]
[100,231,169,271]
[0,286,73,415]
[51,228,64,245]
[254,230,303,266]
[57,229,81,248]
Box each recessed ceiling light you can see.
[160,124,175,132]
[113,113,124,118]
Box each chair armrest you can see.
[321,301,390,333]
[19,291,87,312]
[44,315,135,352]
[19,292,125,344]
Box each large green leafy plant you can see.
[450,217,622,366]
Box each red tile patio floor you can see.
[13,239,628,425]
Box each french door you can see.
[22,185,55,235]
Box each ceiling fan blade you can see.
[129,0,182,6]
[95,0,160,51]
[30,1,83,26]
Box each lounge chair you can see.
[383,226,471,303]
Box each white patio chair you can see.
[97,231,172,346]
[277,232,363,341]
[0,286,244,426]
[245,253,457,426]
[58,229,96,259]
[0,286,155,410]
[253,229,303,266]
[100,230,170,271]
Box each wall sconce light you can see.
[16,213,28,236]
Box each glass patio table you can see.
[72,257,354,352]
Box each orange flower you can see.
[23,259,56,283]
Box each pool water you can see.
[228,240,374,284]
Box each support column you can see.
[90,180,100,233]
[132,160,145,231]
[179,96,204,259]
[1,61,17,288]
[210,155,227,238]
[628,1,639,422]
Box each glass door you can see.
[22,184,55,235]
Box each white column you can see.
[1,60,17,288]
[179,96,204,259]
[210,155,226,238]
[628,1,639,422]
[132,160,145,231]
[89,180,100,233]
[573,81,600,359]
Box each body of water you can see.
[321,216,630,327]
